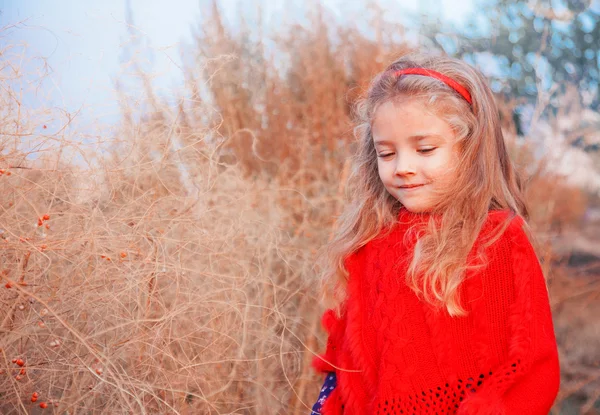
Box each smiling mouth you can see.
[399,184,425,189]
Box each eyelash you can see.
[377,148,436,158]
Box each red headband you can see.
[393,68,472,105]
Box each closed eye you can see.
[378,148,437,158]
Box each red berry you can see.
[5,282,11,289]
[15,358,24,367]
[39,402,48,409]
[43,214,50,221]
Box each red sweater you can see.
[312,208,560,414]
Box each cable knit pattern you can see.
[312,208,560,414]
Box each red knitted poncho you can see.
[312,208,560,414]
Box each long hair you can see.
[319,52,530,317]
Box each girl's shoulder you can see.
[484,208,525,233]
[343,219,409,270]
[486,208,519,222]
[487,209,525,231]
[482,209,533,255]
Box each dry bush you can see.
[499,97,600,414]
[548,264,600,414]
[1,2,598,414]
[0,4,393,412]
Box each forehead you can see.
[371,99,455,144]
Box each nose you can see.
[394,153,416,176]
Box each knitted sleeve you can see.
[312,307,346,374]
[457,217,561,415]
[312,253,354,375]
[311,307,347,415]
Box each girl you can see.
[310,53,560,414]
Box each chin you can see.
[404,206,430,213]
[400,201,433,213]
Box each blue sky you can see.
[0,0,476,128]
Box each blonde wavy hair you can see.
[319,52,530,317]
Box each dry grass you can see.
[1,2,599,413]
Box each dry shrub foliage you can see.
[0,2,597,414]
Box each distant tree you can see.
[426,0,600,110]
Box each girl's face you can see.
[372,99,461,213]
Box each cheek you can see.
[426,155,457,179]
[376,160,390,180]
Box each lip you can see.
[398,184,425,190]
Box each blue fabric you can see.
[310,372,337,414]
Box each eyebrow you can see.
[373,134,445,145]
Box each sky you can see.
[0,0,476,129]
